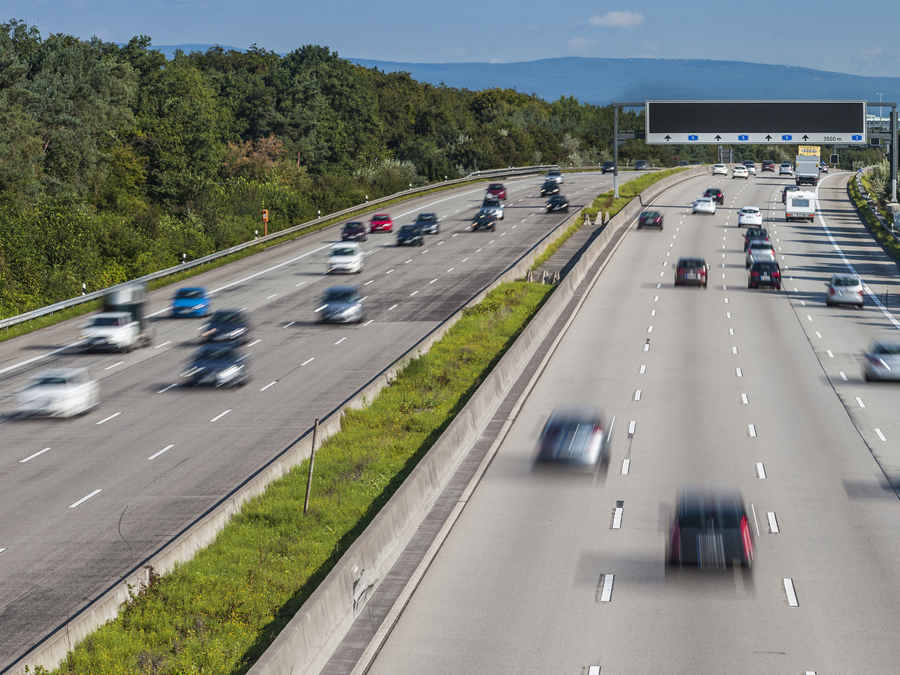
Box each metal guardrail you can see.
[0,164,559,331]
[855,173,900,245]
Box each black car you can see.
[397,224,424,246]
[540,181,560,196]
[668,488,755,569]
[601,161,616,174]
[637,210,663,229]
[761,160,775,172]
[743,227,770,251]
[545,195,569,213]
[181,344,250,387]
[782,185,800,203]
[703,187,725,205]
[202,309,251,344]
[471,211,497,231]
[341,221,368,242]
[748,260,782,290]
[634,160,650,171]
[414,212,440,234]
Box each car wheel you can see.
[776,285,781,291]
[865,372,873,382]
[826,300,833,307]
[748,283,753,289]
[637,224,642,229]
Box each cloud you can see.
[567,36,598,55]
[588,11,644,28]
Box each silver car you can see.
[864,342,900,381]
[317,285,365,324]
[746,241,776,268]
[16,368,99,418]
[480,197,504,220]
[537,407,610,470]
[545,170,564,184]
[825,274,864,307]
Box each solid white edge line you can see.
[96,412,121,425]
[20,447,51,463]
[784,578,799,607]
[612,507,623,529]
[68,489,102,509]
[768,512,779,533]
[600,574,615,602]
[260,381,277,391]
[210,409,231,422]
[148,444,174,460]
[621,458,630,475]
[757,462,766,479]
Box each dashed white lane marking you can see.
[96,412,121,425]
[260,381,277,391]
[422,249,429,254]
[723,285,727,291]
[438,240,445,244]
[654,296,659,301]
[643,343,649,352]
[729,328,734,335]
[476,248,482,253]
[301,357,315,366]
[748,424,757,437]
[656,283,661,289]
[488,240,495,244]
[284,321,295,328]
[388,304,398,311]
[732,346,738,354]
[363,320,374,326]
[815,332,822,338]
[768,512,780,533]
[410,291,419,296]
[315,305,327,313]
[659,272,665,277]
[20,447,50,463]
[452,233,459,237]
[105,362,124,371]
[722,274,726,279]
[157,384,177,394]
[600,574,615,602]
[446,268,454,273]
[794,288,798,292]
[876,428,887,442]
[211,244,330,295]
[628,420,637,435]
[663,261,668,266]
[647,326,653,333]
[621,458,630,474]
[267,293,278,299]
[612,503,624,529]
[634,390,642,401]
[429,279,438,284]
[757,462,767,479]
[386,269,394,275]
[736,368,743,377]
[807,314,812,321]
[148,444,174,460]
[334,337,347,345]
[296,281,306,287]
[727,312,731,318]
[364,280,374,285]
[210,410,231,422]
[725,298,729,304]
[741,393,749,405]
[68,489,102,509]
[856,396,866,408]
[826,350,834,358]
[840,371,847,381]
[784,578,799,607]
[462,258,468,262]
[651,310,656,317]
[405,259,412,264]
[154,341,171,349]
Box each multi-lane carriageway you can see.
[357,170,900,675]
[0,170,641,670]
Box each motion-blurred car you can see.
[414,212,441,234]
[171,287,210,317]
[692,196,716,215]
[341,221,368,242]
[634,160,650,171]
[732,165,749,179]
[545,169,564,184]
[761,160,775,172]
[545,195,569,213]
[396,224,424,246]
[746,241,776,268]
[825,273,864,307]
[327,242,364,274]
[540,181,561,196]
[316,285,365,324]
[486,183,507,200]
[737,206,762,227]
[668,488,755,569]
[819,161,829,173]
[601,161,616,174]
[675,257,709,287]
[637,210,663,229]
[864,341,900,381]
[779,162,793,175]
[537,407,610,468]
[481,196,504,220]
[202,309,251,344]
[748,260,782,290]
[703,187,725,204]
[369,214,393,232]
[16,368,99,418]
[743,227,770,250]
[712,164,727,176]
[79,312,141,352]
[471,211,497,231]
[181,344,249,387]
[743,161,757,174]
[782,185,800,203]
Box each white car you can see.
[545,170,564,184]
[79,311,141,352]
[779,162,793,175]
[692,196,716,214]
[737,206,763,227]
[825,273,864,307]
[712,164,727,176]
[746,241,777,268]
[327,242,364,274]
[16,368,99,418]
[732,165,749,179]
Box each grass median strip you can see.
[849,176,900,262]
[39,280,553,675]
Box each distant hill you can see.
[146,44,242,58]
[348,56,900,107]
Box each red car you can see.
[369,214,393,232]
[674,257,708,287]
[486,183,507,200]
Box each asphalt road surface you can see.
[364,170,900,675]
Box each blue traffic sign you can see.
[688,135,699,141]
[852,134,863,141]
[782,135,792,141]
[738,135,749,141]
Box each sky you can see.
[7,0,900,78]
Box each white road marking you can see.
[826,350,834,358]
[260,381,278,391]
[729,328,734,335]
[386,269,394,274]
[476,248,482,253]
[600,574,615,602]
[662,261,667,266]
[751,503,760,537]
[147,308,168,317]
[364,320,374,326]
[589,666,600,675]
[726,312,731,318]
[723,285,727,291]
[157,384,177,394]
[284,321,295,328]
[388,304,398,310]
[105,362,124,371]
[856,396,866,408]
[410,291,419,296]
[876,428,887,442]
[446,268,454,273]
[154,341,171,349]
[295,281,306,287]
[622,459,630,474]
[654,296,659,301]
[651,310,656,316]
[488,240,495,244]
[315,305,327,313]
[438,240,445,244]
[784,578,799,607]
[628,420,636,435]
[211,244,330,295]
[429,279,438,284]
[656,283,661,289]
[452,233,458,237]
[210,410,231,422]
[364,280,374,285]
[422,249,429,254]
[20,447,50,463]
[96,412,121,425]
[0,548,5,554]
[741,393,749,404]
[732,346,738,354]
[639,365,646,374]
[768,512,780,533]
[757,462,767,479]
[647,326,653,333]
[722,274,726,279]
[68,489,102,509]
[794,288,798,292]
[815,331,822,338]
[643,343,649,352]
[807,314,812,321]
[462,258,468,262]
[148,444,174,460]
[405,259,412,264]
[840,371,847,381]
[748,424,757,437]
[301,357,316,366]
[612,504,623,529]
[267,293,278,299]
[634,390,642,401]
[725,298,729,304]
[247,339,261,347]
[334,337,347,345]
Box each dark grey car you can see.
[181,344,250,387]
[202,309,250,344]
[414,212,440,234]
[317,285,365,324]
[668,488,755,569]
[397,224,424,247]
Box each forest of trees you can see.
[0,19,886,317]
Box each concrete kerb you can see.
[246,166,708,675]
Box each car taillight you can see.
[741,516,753,561]
[671,520,681,559]
[751,271,759,277]
[829,287,836,295]
[773,271,781,279]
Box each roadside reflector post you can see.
[303,418,319,516]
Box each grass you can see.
[531,167,688,270]
[36,281,554,675]
[849,175,900,261]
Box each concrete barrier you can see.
[245,165,709,675]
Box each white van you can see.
[327,242,364,274]
[785,191,816,222]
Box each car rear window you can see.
[176,289,204,299]
[833,277,860,287]
[875,344,900,355]
[679,259,705,268]
[753,262,779,271]
[331,247,358,257]
[212,311,243,324]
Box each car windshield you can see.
[211,311,243,324]
[679,497,743,528]
[28,375,74,387]
[372,215,389,221]
[696,198,712,203]
[875,344,900,355]
[91,316,124,326]
[399,225,419,234]
[416,213,436,221]
[176,289,204,299]
[642,212,659,218]
[832,276,860,287]
[754,262,779,271]
[489,184,503,189]
[741,209,759,214]
[550,196,566,203]
[331,247,357,257]
[343,222,363,230]
[679,259,705,268]
[750,243,771,250]
[323,288,359,302]
[196,346,238,360]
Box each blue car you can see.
[171,287,210,317]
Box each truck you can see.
[785,190,817,222]
[795,155,820,186]
[80,282,153,352]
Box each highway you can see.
[363,169,900,674]
[0,170,643,670]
